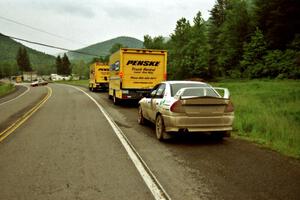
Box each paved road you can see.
[0,83,300,200]
[0,84,152,200]
[89,86,300,200]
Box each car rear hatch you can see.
[171,87,233,116]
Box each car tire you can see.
[155,115,168,141]
[138,105,145,125]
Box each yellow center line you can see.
[0,86,52,142]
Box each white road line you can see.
[0,84,30,106]
[70,85,171,200]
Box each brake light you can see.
[225,101,234,112]
[163,73,167,80]
[170,100,182,112]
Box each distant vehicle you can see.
[50,74,70,81]
[109,48,167,104]
[89,62,109,92]
[15,75,22,83]
[138,81,234,141]
[31,80,48,87]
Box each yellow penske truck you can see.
[109,48,167,104]
[89,62,109,91]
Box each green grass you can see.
[0,82,15,97]
[56,80,89,88]
[212,80,300,158]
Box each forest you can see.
[1,0,299,80]
[144,0,300,80]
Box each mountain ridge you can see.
[67,36,144,62]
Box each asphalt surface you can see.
[0,84,152,200]
[0,83,300,200]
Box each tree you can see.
[110,43,126,54]
[168,17,192,79]
[217,0,252,76]
[61,53,71,75]
[56,55,62,74]
[143,35,166,49]
[207,0,228,77]
[254,0,300,50]
[186,11,209,78]
[72,60,88,78]
[240,28,267,76]
[16,47,32,72]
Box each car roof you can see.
[161,80,207,85]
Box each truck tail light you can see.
[225,101,234,113]
[119,71,124,78]
[163,73,167,80]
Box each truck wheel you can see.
[113,93,119,105]
[155,115,169,141]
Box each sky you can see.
[0,0,215,55]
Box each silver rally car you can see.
[138,81,234,141]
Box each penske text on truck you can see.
[89,62,109,91]
[109,48,167,104]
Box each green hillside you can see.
[67,36,144,62]
[0,33,56,76]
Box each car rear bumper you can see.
[163,114,234,133]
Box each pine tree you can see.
[16,47,32,72]
[255,0,300,50]
[168,17,192,79]
[240,28,267,75]
[56,55,62,74]
[62,53,71,75]
[207,0,228,77]
[217,0,252,76]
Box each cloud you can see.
[31,0,96,18]
[100,2,149,20]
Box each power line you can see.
[1,34,106,58]
[0,15,87,46]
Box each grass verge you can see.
[0,82,15,97]
[212,80,300,158]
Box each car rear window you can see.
[170,83,219,97]
[170,83,206,96]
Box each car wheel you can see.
[138,105,145,125]
[155,115,168,141]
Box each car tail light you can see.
[225,101,234,112]
[170,100,183,113]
